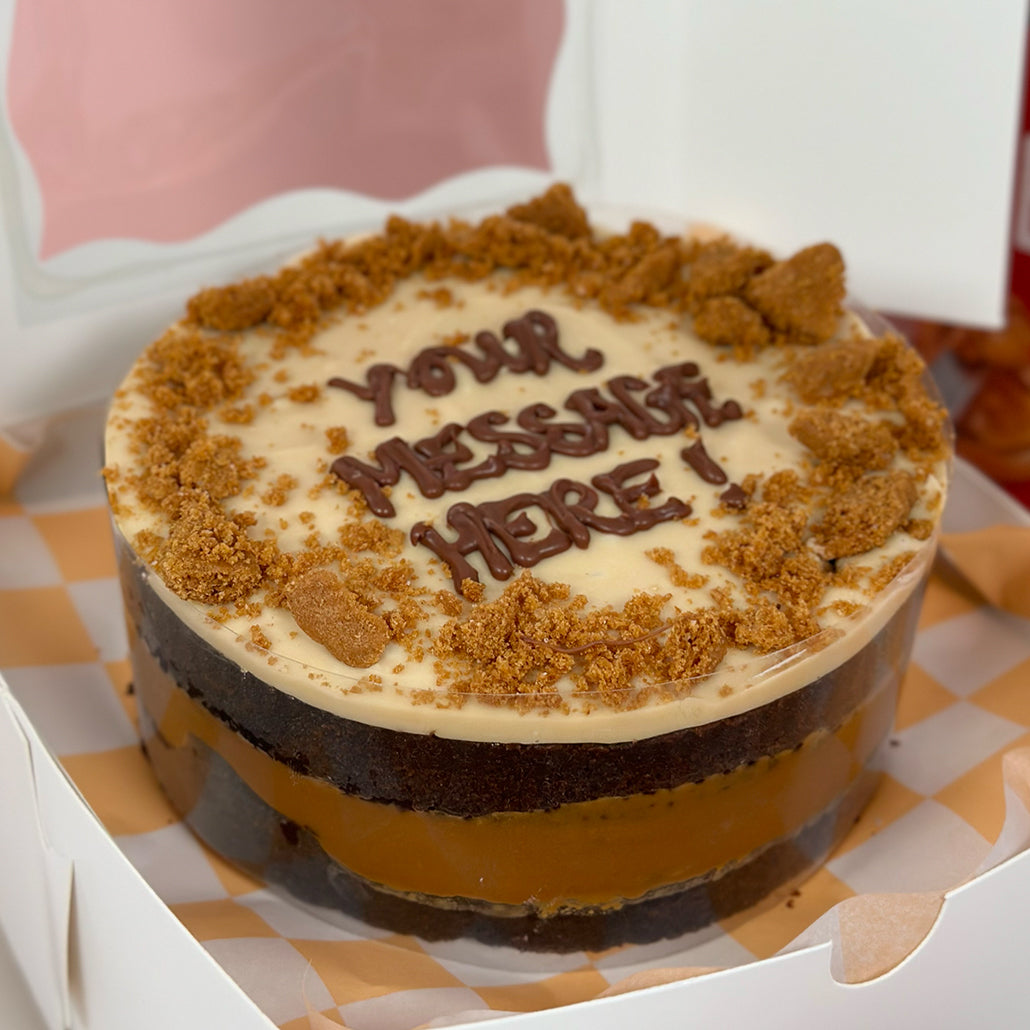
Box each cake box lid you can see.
[0,0,1027,430]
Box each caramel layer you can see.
[135,634,894,912]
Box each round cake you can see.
[103,185,950,952]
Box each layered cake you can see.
[104,185,950,951]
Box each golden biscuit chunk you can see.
[789,408,898,470]
[814,471,918,560]
[745,244,845,344]
[288,568,390,668]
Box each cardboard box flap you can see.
[1,1,1027,429]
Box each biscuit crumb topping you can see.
[431,572,729,711]
[813,471,919,560]
[287,568,389,668]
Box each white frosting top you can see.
[105,270,946,744]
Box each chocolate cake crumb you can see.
[813,472,918,559]
[287,568,389,668]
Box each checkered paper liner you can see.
[3,405,1030,1030]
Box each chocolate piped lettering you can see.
[328,310,604,426]
[465,411,551,471]
[331,359,745,516]
[681,438,728,485]
[327,309,749,586]
[719,483,749,510]
[411,460,692,589]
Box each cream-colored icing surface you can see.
[105,277,945,743]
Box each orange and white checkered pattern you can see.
[3,409,1030,1029]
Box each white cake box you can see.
[3,3,1030,1027]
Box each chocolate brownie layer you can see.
[120,536,924,817]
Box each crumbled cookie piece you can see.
[745,244,845,344]
[728,597,796,653]
[261,473,299,507]
[686,240,773,304]
[219,403,255,425]
[761,469,807,506]
[431,572,730,708]
[702,502,809,582]
[187,276,276,331]
[419,287,456,309]
[249,625,272,650]
[287,568,389,668]
[325,426,350,454]
[693,295,772,351]
[866,550,918,594]
[287,383,322,403]
[789,408,898,470]
[783,336,880,403]
[506,182,591,239]
[129,411,262,512]
[646,547,709,589]
[153,496,264,604]
[904,518,935,541]
[603,243,683,312]
[434,590,464,617]
[141,328,255,410]
[338,518,405,557]
[660,610,729,680]
[813,471,918,559]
